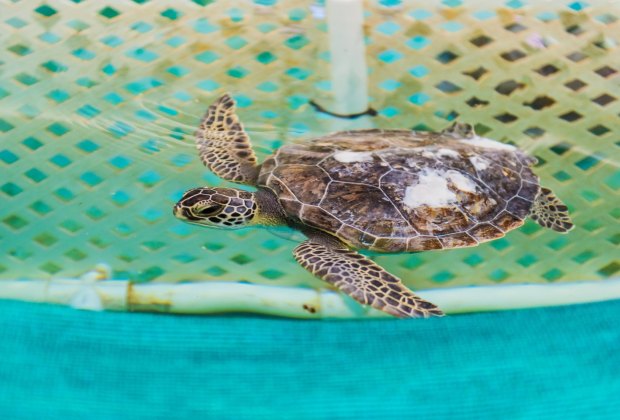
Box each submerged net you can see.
[0,0,618,298]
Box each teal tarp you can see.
[0,299,619,419]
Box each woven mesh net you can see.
[0,0,618,293]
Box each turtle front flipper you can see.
[529,187,574,233]
[293,239,443,318]
[195,94,259,185]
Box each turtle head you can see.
[173,187,257,229]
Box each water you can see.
[0,0,618,316]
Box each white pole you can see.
[1,278,620,318]
[326,0,369,116]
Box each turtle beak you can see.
[173,203,185,219]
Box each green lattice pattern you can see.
[0,0,618,292]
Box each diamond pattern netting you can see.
[0,0,618,292]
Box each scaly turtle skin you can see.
[174,94,574,318]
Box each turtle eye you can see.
[194,204,222,217]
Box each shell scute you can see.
[457,188,500,223]
[268,176,297,202]
[320,183,384,221]
[407,236,443,252]
[256,156,276,185]
[518,180,540,200]
[493,210,523,232]
[479,164,522,198]
[379,169,418,201]
[319,156,389,185]
[468,223,504,241]
[301,205,342,232]
[272,164,330,205]
[507,196,534,219]
[359,231,379,248]
[438,232,478,248]
[276,144,328,166]
[409,206,472,236]
[337,224,366,246]
[373,237,409,253]
[280,198,302,217]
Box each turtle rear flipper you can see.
[441,121,475,138]
[529,187,574,233]
[293,237,444,318]
[195,94,259,185]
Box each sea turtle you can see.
[173,94,574,318]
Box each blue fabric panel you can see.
[0,299,619,419]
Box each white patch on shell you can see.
[461,136,516,151]
[412,146,461,160]
[469,155,490,171]
[333,150,374,163]
[437,148,460,158]
[447,171,477,193]
[404,169,456,208]
[403,169,478,209]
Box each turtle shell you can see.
[257,129,540,252]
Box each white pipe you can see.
[326,0,369,115]
[1,278,619,318]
